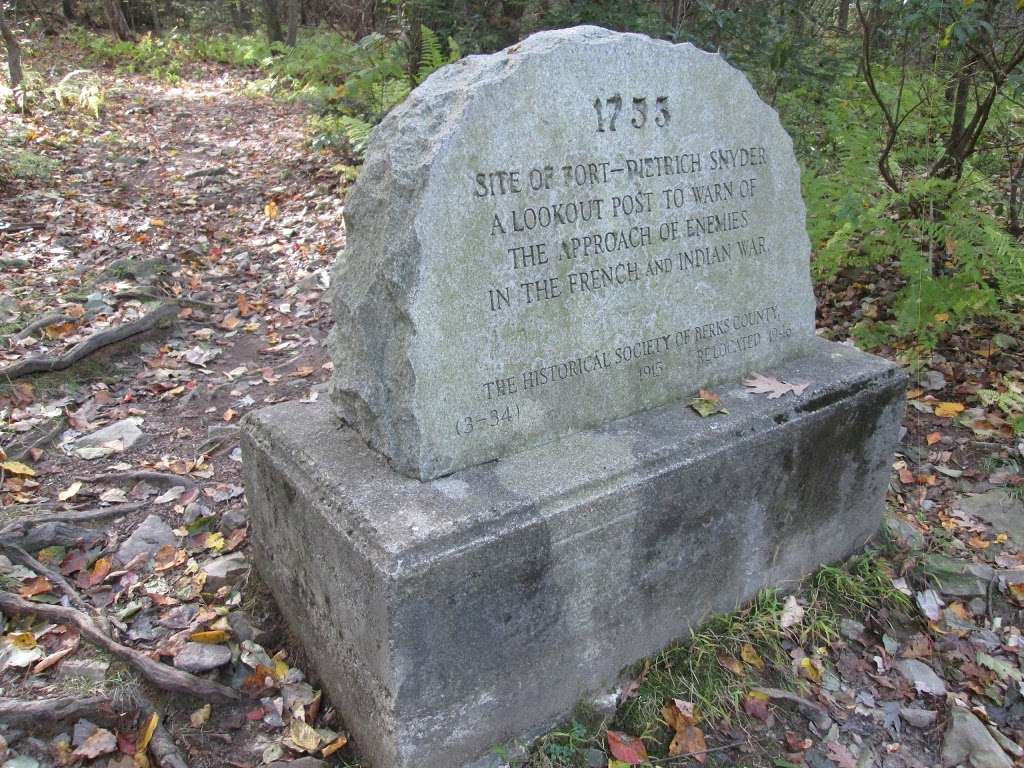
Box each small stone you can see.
[895,659,947,696]
[72,719,97,747]
[219,508,248,534]
[267,759,327,768]
[940,708,1012,768]
[839,618,866,643]
[183,502,211,526]
[921,370,946,391]
[202,552,248,591]
[986,724,1024,758]
[71,418,145,458]
[920,553,994,597]
[899,707,937,729]
[56,658,110,684]
[227,610,266,644]
[173,642,232,673]
[116,515,177,565]
[884,510,926,549]
[584,747,606,768]
[961,490,1024,547]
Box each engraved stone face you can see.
[329,25,816,480]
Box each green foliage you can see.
[52,69,105,117]
[780,61,1024,352]
[415,25,460,84]
[0,128,57,183]
[619,551,911,737]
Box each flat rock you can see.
[116,515,176,565]
[900,707,937,729]
[56,658,110,684]
[173,642,232,673]
[885,509,926,549]
[961,490,1024,546]
[920,553,994,597]
[895,659,947,696]
[71,418,145,459]
[941,707,1012,768]
[202,552,248,591]
[330,25,816,479]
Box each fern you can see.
[416,26,460,84]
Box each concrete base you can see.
[241,338,905,768]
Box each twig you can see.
[645,738,750,764]
[86,470,196,490]
[0,592,239,703]
[0,303,178,380]
[0,543,88,611]
[114,290,223,311]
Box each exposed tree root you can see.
[1,542,89,611]
[12,310,70,340]
[0,695,116,725]
[0,501,147,540]
[0,302,178,380]
[0,592,239,703]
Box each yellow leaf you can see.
[289,718,321,752]
[934,402,965,418]
[934,312,950,323]
[995,533,1009,544]
[205,532,226,551]
[1,460,36,476]
[137,712,159,754]
[59,481,83,501]
[190,629,230,644]
[264,200,279,219]
[273,658,290,681]
[906,388,924,399]
[740,643,765,671]
[798,656,822,684]
[8,631,37,650]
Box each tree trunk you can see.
[262,0,283,43]
[62,0,78,20]
[837,1,849,32]
[0,10,24,110]
[285,0,299,46]
[103,0,135,40]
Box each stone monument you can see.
[241,26,906,768]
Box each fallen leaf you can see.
[934,402,965,418]
[689,389,728,417]
[717,653,744,675]
[289,718,321,753]
[743,691,772,721]
[744,373,810,399]
[58,480,83,501]
[741,643,765,670]
[321,734,348,757]
[154,545,187,572]
[926,432,941,445]
[137,712,158,754]
[190,630,230,644]
[73,728,118,759]
[607,731,648,765]
[264,200,279,219]
[825,741,856,768]
[1,460,36,476]
[798,656,822,684]
[19,576,53,598]
[86,556,112,587]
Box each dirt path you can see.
[1,42,347,767]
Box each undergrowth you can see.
[527,548,912,767]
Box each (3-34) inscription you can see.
[331,27,816,479]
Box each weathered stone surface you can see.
[116,514,176,565]
[331,25,816,480]
[960,490,1024,546]
[201,552,248,591]
[896,659,947,696]
[173,642,232,673]
[941,708,1013,768]
[243,338,904,768]
[920,553,994,597]
[71,418,145,460]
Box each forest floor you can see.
[3,35,1024,768]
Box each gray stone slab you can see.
[331,25,816,480]
[242,338,905,768]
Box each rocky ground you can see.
[3,35,1024,768]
